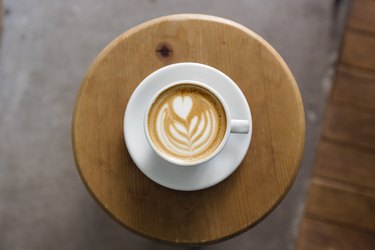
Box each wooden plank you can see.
[348,0,375,34]
[296,218,375,250]
[297,2,375,248]
[315,141,375,189]
[323,104,375,150]
[305,178,375,232]
[341,31,375,71]
[333,67,375,110]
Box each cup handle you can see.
[230,119,250,134]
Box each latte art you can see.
[157,97,217,155]
[147,84,227,162]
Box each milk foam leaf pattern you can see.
[156,95,219,156]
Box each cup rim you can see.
[144,80,231,166]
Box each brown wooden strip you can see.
[305,178,375,232]
[323,104,375,150]
[333,67,375,110]
[348,0,375,34]
[296,218,375,250]
[297,2,375,247]
[341,31,375,71]
[315,141,375,189]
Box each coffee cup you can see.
[144,80,250,166]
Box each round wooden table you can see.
[72,14,305,246]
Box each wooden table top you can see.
[72,14,305,245]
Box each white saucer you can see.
[124,63,252,191]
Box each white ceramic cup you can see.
[144,80,250,166]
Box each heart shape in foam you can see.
[173,96,193,120]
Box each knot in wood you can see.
[156,42,173,59]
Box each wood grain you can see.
[333,67,375,110]
[348,0,375,34]
[305,178,375,232]
[341,31,375,71]
[296,218,375,250]
[323,104,375,150]
[315,141,375,190]
[72,14,305,245]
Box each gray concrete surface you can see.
[0,0,348,249]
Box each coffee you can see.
[147,84,227,163]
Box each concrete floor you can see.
[0,1,348,249]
